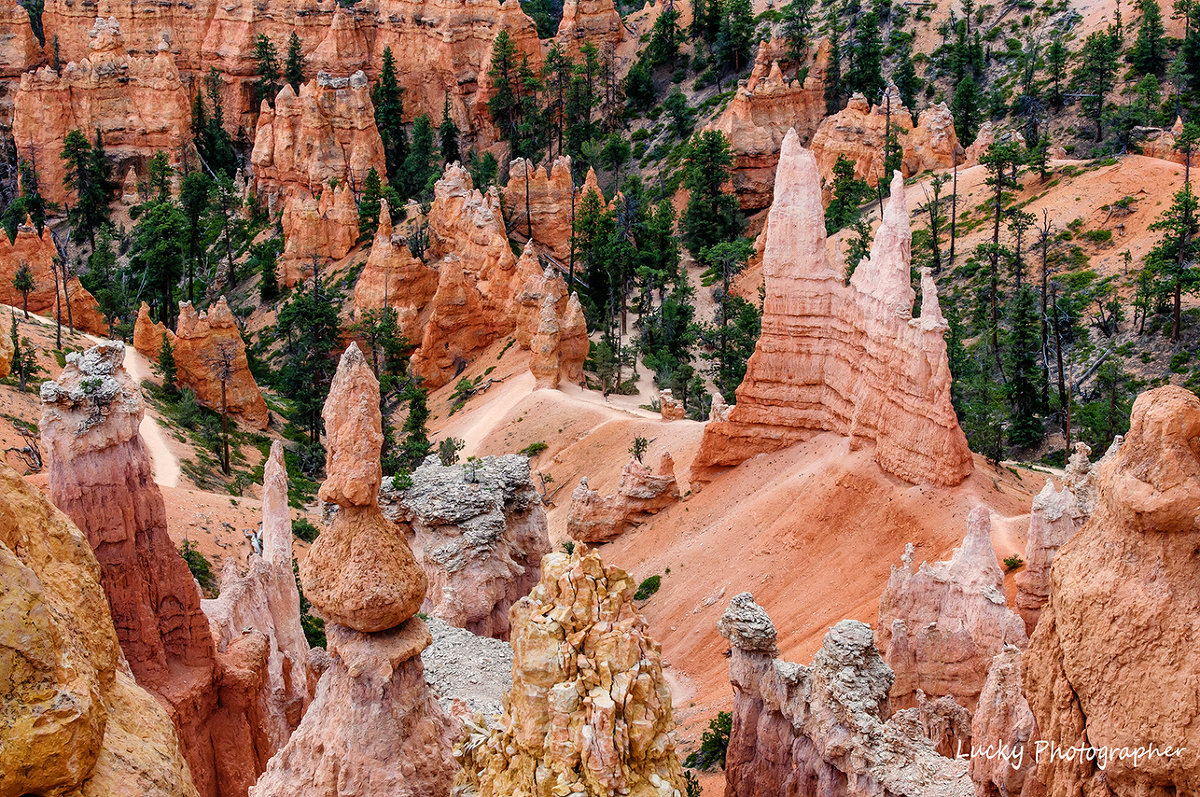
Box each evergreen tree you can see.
[1146,181,1200,340]
[373,47,408,183]
[253,237,281,302]
[893,42,920,110]
[403,115,437,197]
[952,74,980,144]
[725,0,756,72]
[157,332,179,395]
[275,275,343,442]
[624,56,656,112]
[699,290,761,402]
[488,31,522,145]
[128,199,187,324]
[358,167,384,241]
[963,362,1007,464]
[648,2,683,67]
[81,228,125,333]
[1045,38,1068,110]
[1128,0,1168,76]
[252,34,282,107]
[825,14,844,113]
[285,31,305,92]
[781,0,815,76]
[1,160,51,241]
[61,128,111,247]
[468,150,499,189]
[203,175,245,290]
[1005,285,1045,447]
[824,155,872,233]
[1074,359,1133,451]
[194,69,237,175]
[1073,29,1120,140]
[846,10,885,104]
[663,87,695,139]
[399,385,433,469]
[146,150,173,201]
[438,93,461,165]
[179,172,212,303]
[12,262,33,318]
[681,130,741,255]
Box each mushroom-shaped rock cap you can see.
[318,343,383,507]
[719,592,779,654]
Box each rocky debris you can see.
[1025,386,1200,796]
[567,451,680,543]
[556,0,624,55]
[811,87,960,191]
[352,199,439,342]
[709,392,733,422]
[891,691,974,759]
[692,132,973,487]
[201,442,315,754]
[0,216,108,336]
[135,298,270,429]
[503,157,577,262]
[377,454,551,640]
[254,343,455,797]
[659,389,685,420]
[421,616,513,720]
[970,647,1041,797]
[39,342,275,797]
[711,37,828,210]
[13,18,190,207]
[0,462,200,797]
[719,594,973,797]
[455,549,687,797]
[878,507,1027,712]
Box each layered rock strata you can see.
[13,17,190,207]
[691,131,973,486]
[455,549,687,797]
[352,199,439,342]
[377,454,551,640]
[132,299,269,429]
[567,451,680,543]
[556,0,625,55]
[1025,386,1200,796]
[877,507,1027,712]
[252,343,455,797]
[39,342,274,797]
[718,593,973,796]
[0,462,200,797]
[201,441,315,754]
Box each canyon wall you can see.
[253,343,455,797]
[718,592,973,797]
[39,342,277,797]
[691,130,973,487]
[0,462,199,797]
[1025,386,1200,795]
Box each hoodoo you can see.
[691,130,973,487]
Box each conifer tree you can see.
[1045,38,1068,109]
[681,131,741,255]
[438,92,461,165]
[1073,29,1120,140]
[952,74,980,144]
[846,10,885,104]
[157,332,179,395]
[252,34,281,107]
[285,31,305,91]
[1005,285,1045,447]
[373,47,408,183]
[358,167,384,241]
[403,115,437,198]
[1128,0,1168,76]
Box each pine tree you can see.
[373,47,408,183]
[781,0,815,76]
[1128,0,1168,76]
[2,159,52,242]
[1005,285,1044,447]
[681,130,741,255]
[358,167,384,241]
[1146,181,1200,340]
[648,2,683,67]
[252,34,281,107]
[128,200,187,324]
[438,93,461,165]
[952,74,980,144]
[1045,38,1068,109]
[825,14,844,113]
[403,115,436,198]
[1073,29,1120,140]
[825,155,872,233]
[61,128,110,247]
[846,10,885,104]
[285,31,305,91]
[146,150,173,201]
[893,42,920,110]
[157,332,179,395]
[487,31,521,144]
[275,275,344,442]
[12,262,33,317]
[721,0,756,72]
[399,385,433,469]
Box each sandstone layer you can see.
[201,441,315,754]
[718,593,973,797]
[503,156,577,262]
[1025,386,1200,796]
[455,549,687,797]
[39,342,275,797]
[0,462,200,797]
[567,451,680,543]
[13,17,190,207]
[691,131,973,487]
[378,454,551,640]
[0,217,108,335]
[556,0,624,56]
[253,342,455,797]
[877,507,1027,712]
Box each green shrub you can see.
[180,540,217,596]
[293,517,320,543]
[519,441,548,458]
[1170,351,1191,373]
[685,711,732,770]
[1003,555,1025,572]
[634,574,661,601]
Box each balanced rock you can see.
[0,463,200,797]
[379,454,551,640]
[455,549,687,797]
[1025,386,1200,795]
[171,298,270,429]
[567,451,680,543]
[659,389,685,420]
[719,594,973,797]
[692,131,973,487]
[878,507,1027,711]
[40,342,274,797]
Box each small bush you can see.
[438,437,466,465]
[1170,351,1191,373]
[685,711,732,770]
[519,441,548,458]
[180,540,217,596]
[1003,555,1025,572]
[561,540,576,555]
[293,517,320,543]
[634,574,661,601]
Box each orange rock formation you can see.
[40,342,277,797]
[567,451,680,543]
[556,0,625,56]
[353,199,440,341]
[1025,386,1200,796]
[503,156,577,262]
[13,17,190,207]
[691,131,973,487]
[0,216,108,335]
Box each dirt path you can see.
[6,305,181,488]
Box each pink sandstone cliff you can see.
[455,548,687,796]
[252,343,455,797]
[567,451,680,543]
[718,593,973,797]
[877,507,1028,712]
[39,342,277,797]
[691,130,973,487]
[1025,386,1200,796]
[0,462,200,797]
